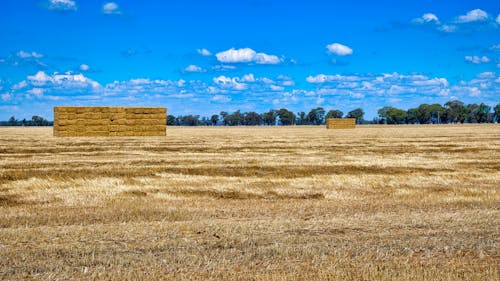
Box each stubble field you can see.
[0,125,499,280]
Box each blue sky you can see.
[0,0,499,120]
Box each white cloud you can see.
[215,48,281,64]
[27,71,101,90]
[79,64,90,71]
[270,85,284,91]
[197,48,212,56]
[306,74,359,83]
[103,2,121,14]
[254,53,281,64]
[213,75,247,90]
[212,65,236,71]
[1,93,11,101]
[27,88,45,98]
[469,87,481,97]
[465,55,490,64]
[241,74,255,83]
[456,9,488,23]
[326,43,353,56]
[413,13,440,24]
[438,24,457,33]
[212,95,231,102]
[184,64,205,72]
[496,14,500,25]
[16,51,43,59]
[48,0,77,11]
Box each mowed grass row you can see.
[0,125,499,280]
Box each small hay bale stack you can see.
[326,118,356,129]
[53,106,167,137]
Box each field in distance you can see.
[0,125,499,280]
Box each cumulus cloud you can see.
[102,2,121,15]
[455,9,488,23]
[79,64,90,71]
[16,51,43,59]
[48,0,77,11]
[197,48,212,56]
[213,75,247,90]
[497,14,500,25]
[465,55,490,64]
[438,24,457,33]
[241,74,255,83]
[1,93,11,101]
[326,43,353,56]
[215,48,281,64]
[413,13,440,24]
[184,64,205,73]
[27,71,100,90]
[212,95,231,102]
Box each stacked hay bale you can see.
[326,118,356,129]
[54,106,166,137]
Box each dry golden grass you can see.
[0,125,499,280]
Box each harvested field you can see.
[0,125,499,280]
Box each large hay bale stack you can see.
[53,106,167,137]
[326,118,356,129]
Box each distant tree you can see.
[476,103,491,123]
[465,104,479,123]
[325,109,343,119]
[21,118,27,126]
[444,100,467,123]
[494,104,500,123]
[180,115,200,126]
[225,110,244,126]
[406,108,419,124]
[167,115,176,126]
[210,114,219,126]
[378,106,407,124]
[277,108,296,125]
[262,109,277,126]
[220,111,228,125]
[31,115,48,126]
[244,111,262,126]
[296,111,307,125]
[307,107,325,125]
[346,108,364,124]
[8,116,17,126]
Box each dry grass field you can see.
[0,125,499,280]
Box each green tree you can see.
[377,106,407,124]
[444,100,467,123]
[476,103,491,123]
[224,110,244,126]
[277,108,296,125]
[8,116,17,126]
[325,109,343,119]
[296,111,307,125]
[465,104,479,123]
[494,104,500,123]
[167,115,176,125]
[307,107,325,125]
[31,115,48,126]
[180,115,199,126]
[244,112,262,126]
[210,114,219,126]
[262,110,277,126]
[346,108,364,124]
[219,111,228,125]
[406,108,419,124]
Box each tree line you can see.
[0,116,52,126]
[1,100,499,126]
[168,100,500,126]
[167,107,365,126]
